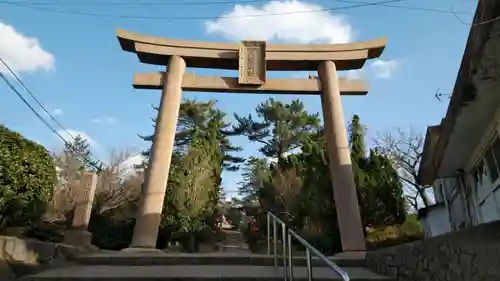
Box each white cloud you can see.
[91,116,116,125]
[344,69,364,80]
[42,107,63,120]
[0,21,54,75]
[52,108,63,116]
[290,71,315,78]
[370,59,398,80]
[205,0,354,44]
[56,129,97,147]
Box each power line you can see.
[0,61,104,171]
[3,0,269,6]
[0,0,473,21]
[0,58,145,170]
[0,56,75,141]
[336,0,472,15]
[0,0,405,20]
[0,73,67,144]
[6,0,476,16]
[451,2,500,27]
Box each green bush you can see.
[25,220,66,243]
[0,124,56,230]
[88,213,135,250]
[298,228,342,255]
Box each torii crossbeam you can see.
[116,29,387,255]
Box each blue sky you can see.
[0,0,477,197]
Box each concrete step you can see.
[22,265,393,281]
[73,252,366,267]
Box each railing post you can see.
[282,223,287,281]
[267,213,271,255]
[267,211,350,281]
[288,233,293,281]
[306,248,312,281]
[273,219,277,270]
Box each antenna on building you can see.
[435,88,452,102]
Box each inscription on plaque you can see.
[238,41,266,85]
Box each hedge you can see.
[0,124,56,229]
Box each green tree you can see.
[167,134,220,251]
[139,100,244,250]
[171,137,217,231]
[234,98,321,232]
[233,98,320,159]
[238,112,407,254]
[287,131,340,252]
[0,124,56,229]
[63,135,101,172]
[238,157,270,200]
[363,150,406,227]
[348,116,406,228]
[140,99,244,182]
[349,115,366,162]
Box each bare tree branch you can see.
[43,146,83,223]
[94,148,143,215]
[44,147,144,224]
[373,127,431,210]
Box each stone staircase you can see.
[20,229,393,281]
[218,229,250,254]
[22,252,393,281]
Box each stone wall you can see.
[366,220,500,281]
[0,235,88,280]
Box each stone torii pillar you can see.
[128,56,186,249]
[318,61,366,253]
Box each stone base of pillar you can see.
[121,247,165,254]
[334,251,366,260]
[64,229,93,247]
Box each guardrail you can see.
[266,212,350,281]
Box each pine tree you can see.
[138,99,244,177]
[348,114,366,162]
[233,98,320,159]
[347,115,406,227]
[62,135,100,172]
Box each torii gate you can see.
[117,29,386,254]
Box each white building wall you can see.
[435,177,466,231]
[433,183,445,204]
[423,105,500,235]
[421,205,451,238]
[465,117,500,225]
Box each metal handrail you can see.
[267,211,350,281]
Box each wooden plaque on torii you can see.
[238,41,266,85]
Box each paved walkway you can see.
[218,228,250,254]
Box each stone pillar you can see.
[64,171,98,247]
[129,56,186,249]
[318,61,366,253]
